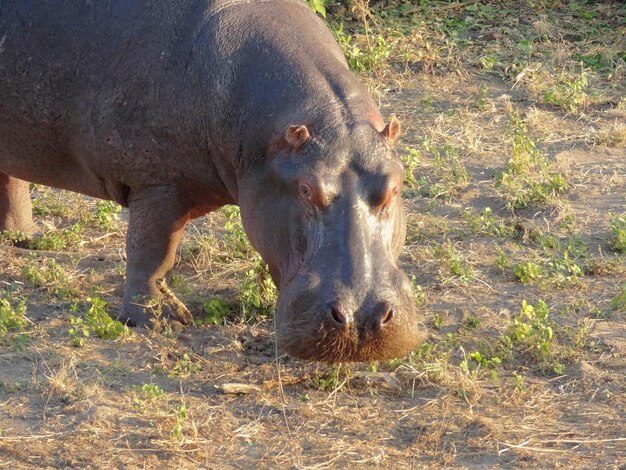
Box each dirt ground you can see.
[1,2,625,469]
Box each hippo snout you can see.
[327,300,394,332]
[276,270,426,363]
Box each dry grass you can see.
[1,1,625,468]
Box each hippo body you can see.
[0,0,425,361]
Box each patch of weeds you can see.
[334,23,390,72]
[0,230,29,246]
[460,351,501,380]
[549,235,587,281]
[306,0,328,17]
[133,383,165,411]
[410,275,426,306]
[90,201,121,231]
[68,296,129,347]
[462,315,481,330]
[495,113,568,211]
[474,82,489,111]
[239,258,277,320]
[609,213,626,253]
[495,248,512,272]
[172,403,188,439]
[543,72,588,113]
[12,334,30,351]
[311,367,343,391]
[397,340,451,381]
[222,206,256,259]
[509,371,526,392]
[195,298,232,325]
[463,207,514,238]
[574,318,590,349]
[2,381,28,393]
[420,93,434,109]
[430,313,444,330]
[138,383,165,399]
[401,146,421,190]
[0,292,28,337]
[435,242,473,284]
[28,223,83,251]
[513,260,544,283]
[32,190,70,217]
[479,54,499,70]
[503,300,560,372]
[168,353,201,378]
[22,258,78,299]
[420,138,469,200]
[611,285,626,313]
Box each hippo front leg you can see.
[0,173,37,235]
[120,185,192,327]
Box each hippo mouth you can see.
[275,312,426,363]
[274,274,427,363]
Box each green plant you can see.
[222,206,256,259]
[133,383,165,411]
[32,190,70,217]
[196,298,231,325]
[172,403,188,439]
[92,201,121,230]
[462,315,481,330]
[460,351,501,380]
[28,223,83,251]
[611,285,626,313]
[239,258,277,319]
[475,82,489,110]
[435,242,473,283]
[495,113,568,210]
[69,296,129,347]
[22,258,78,299]
[307,0,328,17]
[137,383,165,400]
[463,207,513,238]
[421,138,469,200]
[609,213,626,252]
[401,147,421,189]
[410,275,426,306]
[431,313,444,330]
[479,54,498,70]
[168,353,201,378]
[333,24,390,72]
[0,230,29,245]
[543,73,588,113]
[0,293,28,337]
[311,367,343,391]
[513,261,543,283]
[505,300,555,361]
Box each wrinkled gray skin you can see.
[0,0,426,362]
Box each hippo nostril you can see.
[328,303,353,328]
[330,305,346,325]
[381,307,394,325]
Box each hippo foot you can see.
[117,282,194,331]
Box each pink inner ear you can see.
[285,125,310,150]
[381,116,401,144]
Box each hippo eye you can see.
[299,182,312,199]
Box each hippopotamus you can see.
[0,0,426,362]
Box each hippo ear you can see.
[285,125,311,150]
[381,116,401,144]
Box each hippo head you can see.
[238,116,426,362]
